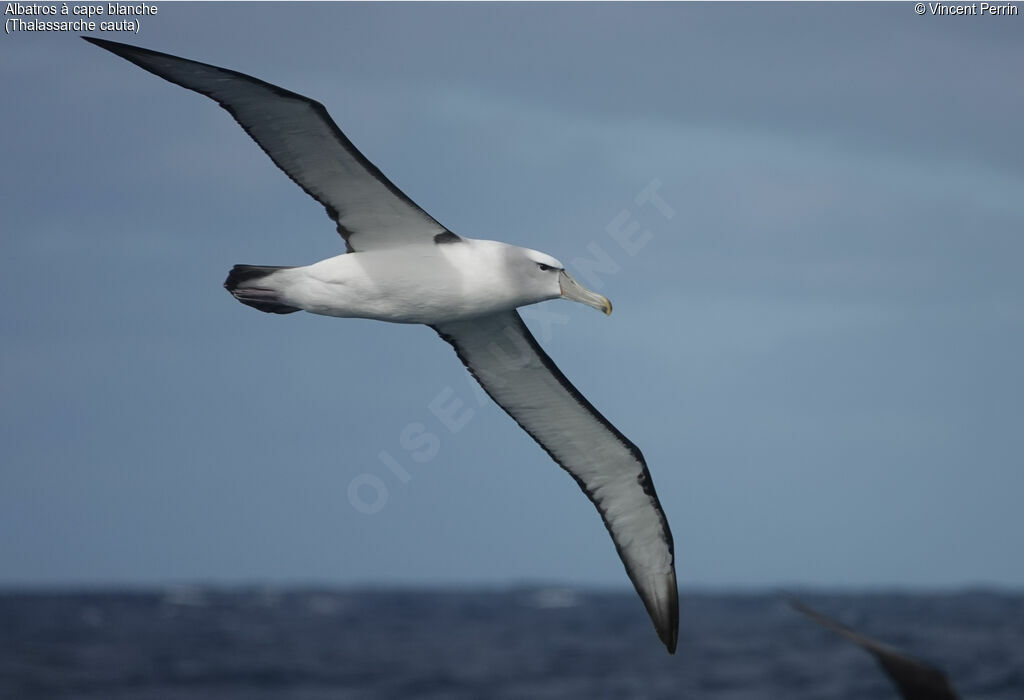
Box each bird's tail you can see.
[223,265,300,314]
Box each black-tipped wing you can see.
[83,37,454,253]
[433,311,678,653]
[790,600,960,700]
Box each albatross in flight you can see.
[84,37,678,653]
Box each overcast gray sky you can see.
[3,2,1023,592]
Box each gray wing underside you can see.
[83,37,452,253]
[433,310,678,653]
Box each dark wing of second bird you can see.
[790,599,960,700]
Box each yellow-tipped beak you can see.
[559,270,612,316]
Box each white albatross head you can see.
[514,247,613,316]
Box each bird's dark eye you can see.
[537,263,555,272]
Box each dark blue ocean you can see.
[2,588,1022,699]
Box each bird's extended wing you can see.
[790,599,960,700]
[433,310,678,653]
[83,36,454,253]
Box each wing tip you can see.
[82,35,162,68]
[649,568,679,654]
[662,628,678,655]
[81,35,127,53]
